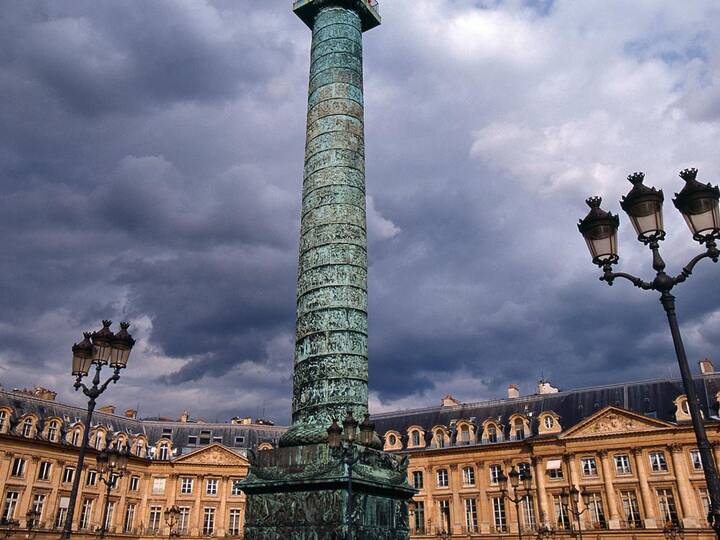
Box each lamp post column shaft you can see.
[660,291,720,536]
[61,396,96,539]
[515,496,522,540]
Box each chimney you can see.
[98,405,116,415]
[124,409,137,419]
[700,358,715,374]
[507,384,520,399]
[179,410,190,423]
[537,380,559,395]
[441,394,461,407]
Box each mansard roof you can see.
[371,373,720,438]
[0,388,285,454]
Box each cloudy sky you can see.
[2,0,720,424]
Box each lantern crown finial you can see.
[628,171,645,185]
[586,196,602,209]
[679,167,698,182]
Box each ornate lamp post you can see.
[61,320,135,540]
[97,441,130,538]
[560,487,587,540]
[164,506,181,539]
[499,465,534,540]
[327,411,377,540]
[535,523,556,539]
[577,168,720,537]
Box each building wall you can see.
[2,384,720,539]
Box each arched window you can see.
[459,425,470,444]
[94,431,104,449]
[71,429,81,446]
[47,421,59,442]
[0,410,8,432]
[135,440,145,457]
[543,416,554,429]
[411,430,420,447]
[388,434,397,446]
[514,418,525,440]
[682,399,690,415]
[158,443,169,461]
[22,418,33,437]
[487,425,497,443]
[435,430,445,448]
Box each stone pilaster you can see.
[532,456,549,527]
[668,444,700,528]
[632,448,657,528]
[598,450,620,529]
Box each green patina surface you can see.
[242,3,413,539]
[281,3,369,447]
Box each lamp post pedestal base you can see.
[241,443,414,540]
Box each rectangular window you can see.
[203,507,216,535]
[212,437,223,444]
[413,501,425,533]
[104,501,115,530]
[462,466,475,486]
[188,436,198,445]
[492,497,507,533]
[180,477,194,494]
[553,495,570,530]
[2,492,20,521]
[690,450,703,471]
[31,494,45,521]
[581,458,598,476]
[178,507,191,533]
[649,452,668,472]
[620,490,642,528]
[521,495,536,530]
[412,471,424,490]
[79,499,93,530]
[438,500,451,534]
[11,457,26,477]
[584,493,607,528]
[129,476,139,491]
[86,470,97,486]
[614,454,632,475]
[47,422,58,442]
[149,506,162,532]
[436,469,448,488]
[0,411,6,431]
[464,498,478,532]
[230,479,242,496]
[37,461,52,481]
[124,503,136,533]
[657,489,679,525]
[62,467,75,484]
[152,477,166,494]
[489,464,502,485]
[55,497,69,528]
[234,436,245,445]
[158,444,169,461]
[547,459,564,479]
[699,488,711,525]
[206,478,218,495]
[228,509,242,536]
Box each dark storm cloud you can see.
[1,0,720,422]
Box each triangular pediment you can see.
[561,406,674,439]
[173,444,249,466]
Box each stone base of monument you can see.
[241,444,415,540]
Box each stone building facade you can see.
[2,363,720,539]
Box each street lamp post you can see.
[97,439,130,539]
[499,465,534,540]
[61,320,135,540]
[327,411,377,540]
[24,509,40,540]
[561,487,587,540]
[164,506,181,539]
[578,168,720,537]
[663,521,685,540]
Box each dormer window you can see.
[158,443,169,461]
[435,430,445,448]
[487,425,497,443]
[458,425,470,444]
[388,434,397,446]
[0,410,8,432]
[544,416,554,429]
[71,430,81,446]
[514,418,525,440]
[411,431,420,447]
[47,421,58,442]
[22,418,33,438]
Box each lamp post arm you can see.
[673,244,719,285]
[97,368,121,396]
[600,268,654,289]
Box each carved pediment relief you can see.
[173,444,249,466]
[561,406,673,439]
